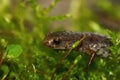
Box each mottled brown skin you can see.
[43,31,112,68]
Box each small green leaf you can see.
[72,40,81,48]
[72,34,86,49]
[6,44,23,59]
[0,65,9,74]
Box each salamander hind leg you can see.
[84,48,96,71]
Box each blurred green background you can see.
[0,0,120,80]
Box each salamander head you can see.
[43,31,81,49]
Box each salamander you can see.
[43,31,112,68]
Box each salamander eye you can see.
[52,38,61,45]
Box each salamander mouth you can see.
[43,39,51,48]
